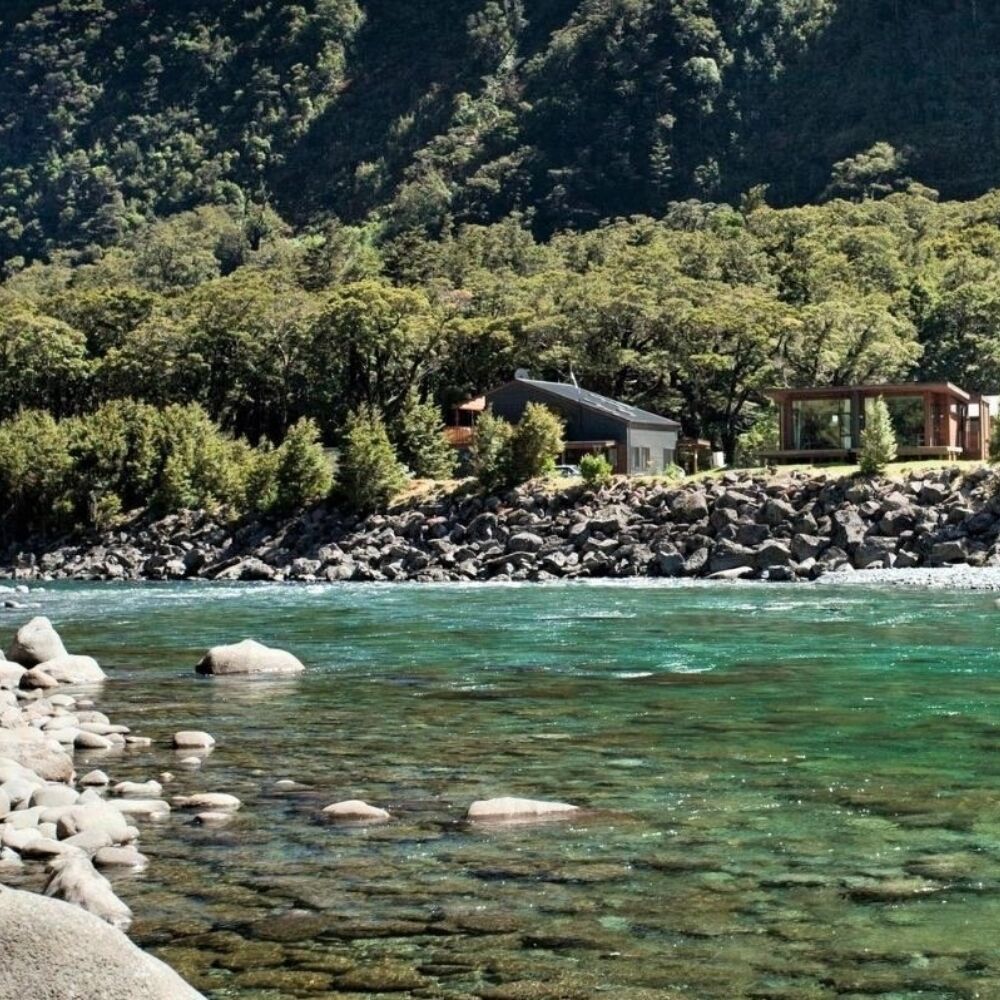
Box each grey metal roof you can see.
[513,378,680,429]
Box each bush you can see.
[471,407,515,492]
[508,402,564,483]
[396,390,456,479]
[338,404,407,512]
[735,407,779,467]
[0,410,75,536]
[990,414,1000,464]
[661,462,685,481]
[270,417,334,514]
[580,452,612,486]
[859,396,897,475]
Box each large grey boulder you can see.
[6,617,67,667]
[36,654,106,685]
[195,639,305,677]
[0,885,205,998]
[0,729,74,782]
[0,660,24,690]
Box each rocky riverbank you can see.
[4,466,1000,585]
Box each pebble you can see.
[113,780,163,798]
[321,799,390,823]
[74,732,113,751]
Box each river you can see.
[4,580,1000,998]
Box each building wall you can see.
[626,426,679,474]
[487,383,629,446]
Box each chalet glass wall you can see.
[792,398,853,450]
[865,395,924,447]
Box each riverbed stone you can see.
[36,654,106,685]
[80,769,110,786]
[173,730,216,749]
[113,779,163,798]
[0,728,74,781]
[195,639,306,677]
[56,802,130,844]
[466,797,580,824]
[173,792,241,811]
[44,853,133,929]
[322,799,390,822]
[94,845,150,870]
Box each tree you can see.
[396,390,457,480]
[270,418,334,514]
[338,405,407,512]
[859,396,897,475]
[509,403,564,482]
[822,143,913,202]
[471,407,514,492]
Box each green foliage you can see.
[579,453,612,487]
[735,408,780,468]
[470,408,515,492]
[269,417,334,514]
[0,410,75,536]
[338,405,408,512]
[859,396,898,476]
[991,415,1000,465]
[509,403,564,483]
[396,390,457,480]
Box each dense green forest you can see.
[3,0,1000,536]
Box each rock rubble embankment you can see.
[5,466,1000,584]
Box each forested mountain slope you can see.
[2,0,1000,265]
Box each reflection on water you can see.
[3,580,1000,998]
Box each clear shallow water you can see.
[4,581,1000,999]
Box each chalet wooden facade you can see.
[765,382,992,463]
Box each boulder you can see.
[194,640,305,677]
[94,845,149,870]
[466,796,580,824]
[79,769,110,786]
[21,667,59,690]
[322,799,390,823]
[831,509,866,550]
[6,617,67,667]
[36,655,106,685]
[172,730,215,749]
[507,532,545,553]
[0,729,74,782]
[113,779,163,798]
[0,661,25,690]
[43,854,133,930]
[56,803,130,845]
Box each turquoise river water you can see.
[4,580,1000,1000]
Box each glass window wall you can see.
[792,398,853,450]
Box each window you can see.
[631,446,651,472]
[663,448,674,470]
[864,395,924,447]
[792,398,852,450]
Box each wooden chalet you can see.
[764,382,993,463]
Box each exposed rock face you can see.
[466,796,580,824]
[0,886,205,998]
[4,466,1000,584]
[194,639,305,676]
[6,617,67,667]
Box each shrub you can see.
[0,410,75,536]
[580,452,612,486]
[509,402,564,483]
[396,389,456,479]
[471,407,515,492]
[338,404,407,512]
[859,396,897,475]
[735,407,779,467]
[990,414,1000,464]
[270,417,334,514]
[661,462,685,481]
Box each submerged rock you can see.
[0,885,204,998]
[172,731,215,750]
[194,639,306,677]
[173,792,241,812]
[466,796,580,824]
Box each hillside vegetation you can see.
[3,1,1000,540]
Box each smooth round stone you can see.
[113,780,163,798]
[172,731,215,750]
[80,770,110,787]
[173,792,241,812]
[109,799,171,820]
[465,796,581,824]
[178,757,202,767]
[124,736,152,747]
[94,845,149,870]
[159,772,175,783]
[30,784,79,809]
[321,799,391,823]
[75,732,113,751]
[195,639,306,677]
